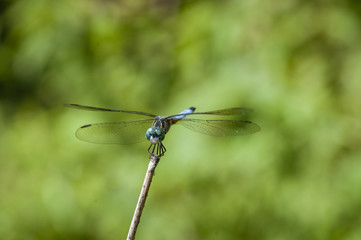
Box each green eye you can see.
[145,126,156,140]
[155,128,163,136]
[159,133,165,141]
[148,126,156,134]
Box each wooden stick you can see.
[127,154,160,240]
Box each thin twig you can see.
[127,154,160,240]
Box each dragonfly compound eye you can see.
[145,126,156,140]
[155,128,162,135]
[155,128,165,141]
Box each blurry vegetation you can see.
[1,0,361,239]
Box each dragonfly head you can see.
[145,126,165,144]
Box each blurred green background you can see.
[1,0,361,239]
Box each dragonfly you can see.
[65,104,260,156]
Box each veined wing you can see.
[75,119,154,144]
[190,107,253,116]
[167,107,252,118]
[65,104,157,118]
[178,118,260,136]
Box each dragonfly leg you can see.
[160,142,166,155]
[147,142,166,157]
[148,144,156,155]
[156,141,166,156]
[156,144,160,155]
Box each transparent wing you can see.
[192,107,253,115]
[75,119,154,144]
[178,118,260,136]
[65,104,157,117]
[167,107,253,118]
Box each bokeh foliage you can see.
[1,0,361,239]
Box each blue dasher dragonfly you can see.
[65,104,260,156]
